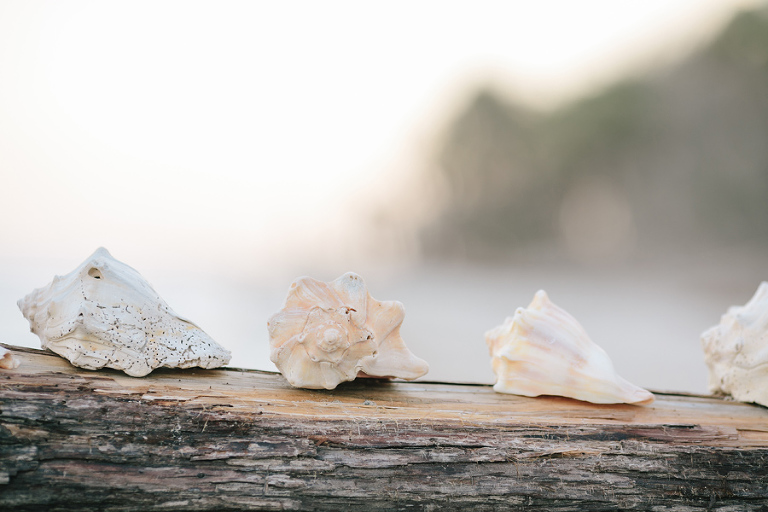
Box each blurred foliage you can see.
[422,7,768,260]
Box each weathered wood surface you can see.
[1,344,768,511]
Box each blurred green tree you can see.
[421,7,768,261]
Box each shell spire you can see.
[18,247,231,377]
[268,272,429,389]
[485,290,654,405]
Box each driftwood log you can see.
[1,344,768,511]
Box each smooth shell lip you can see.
[268,272,429,390]
[626,386,655,405]
[17,247,231,377]
[486,290,654,405]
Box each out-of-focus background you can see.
[2,0,767,393]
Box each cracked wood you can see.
[1,345,768,511]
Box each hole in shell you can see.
[88,268,103,279]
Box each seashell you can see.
[18,247,231,377]
[268,272,429,389]
[485,290,654,404]
[0,346,20,369]
[701,282,768,407]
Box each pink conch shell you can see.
[268,272,429,389]
[485,290,654,405]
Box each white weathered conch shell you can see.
[268,272,429,389]
[701,282,768,407]
[485,290,654,404]
[18,247,231,377]
[0,346,20,369]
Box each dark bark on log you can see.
[1,345,768,511]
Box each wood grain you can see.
[1,344,767,511]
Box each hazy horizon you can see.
[1,0,763,276]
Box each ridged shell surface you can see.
[268,272,429,389]
[18,248,231,377]
[701,281,768,407]
[485,290,654,404]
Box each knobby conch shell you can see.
[0,346,20,369]
[268,272,429,389]
[18,247,231,377]
[485,290,654,404]
[701,282,768,407]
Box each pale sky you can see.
[0,0,762,277]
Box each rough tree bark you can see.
[1,344,767,511]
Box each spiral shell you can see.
[485,290,653,405]
[702,282,768,407]
[268,272,429,389]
